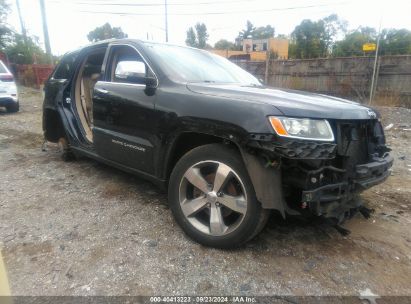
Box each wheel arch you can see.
[163,131,241,180]
[163,131,286,215]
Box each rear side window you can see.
[53,53,77,79]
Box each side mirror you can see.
[144,76,157,96]
[145,76,157,88]
[114,60,157,93]
[115,60,146,80]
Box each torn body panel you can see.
[240,149,285,217]
[242,119,393,224]
[248,135,337,160]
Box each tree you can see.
[195,23,209,49]
[0,0,8,19]
[238,20,255,40]
[185,27,197,47]
[87,23,128,43]
[289,15,347,59]
[332,27,411,57]
[380,28,411,55]
[332,27,377,57]
[252,25,275,39]
[214,39,235,50]
[5,34,49,64]
[185,23,209,49]
[276,34,288,39]
[322,14,347,53]
[0,0,12,49]
[237,21,275,40]
[290,19,328,59]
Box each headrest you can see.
[90,73,100,81]
[83,64,101,76]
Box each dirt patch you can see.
[5,241,54,258]
[0,128,44,148]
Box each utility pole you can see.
[164,0,169,42]
[369,19,382,105]
[264,50,271,85]
[15,0,28,44]
[39,0,52,63]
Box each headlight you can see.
[269,116,334,141]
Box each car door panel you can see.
[93,78,156,174]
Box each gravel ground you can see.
[0,87,411,297]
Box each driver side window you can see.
[110,46,147,85]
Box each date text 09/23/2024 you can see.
[149,296,256,303]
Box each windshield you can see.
[144,42,261,86]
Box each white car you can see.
[0,60,19,112]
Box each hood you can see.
[186,83,379,120]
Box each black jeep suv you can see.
[43,39,393,248]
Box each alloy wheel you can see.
[178,161,248,236]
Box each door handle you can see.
[95,88,109,94]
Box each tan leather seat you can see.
[80,72,100,126]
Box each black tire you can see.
[168,144,270,248]
[6,102,19,113]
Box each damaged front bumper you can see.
[302,154,393,219]
[245,119,393,224]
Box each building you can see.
[211,38,289,61]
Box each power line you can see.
[74,2,349,16]
[50,0,273,6]
[76,0,256,6]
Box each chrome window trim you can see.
[97,81,146,88]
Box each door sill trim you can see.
[71,146,166,189]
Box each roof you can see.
[62,38,204,57]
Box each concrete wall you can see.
[211,49,275,61]
[236,55,411,107]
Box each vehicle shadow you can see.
[91,159,341,246]
[0,109,8,115]
[0,109,18,116]
[247,212,338,251]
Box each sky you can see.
[6,0,411,55]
